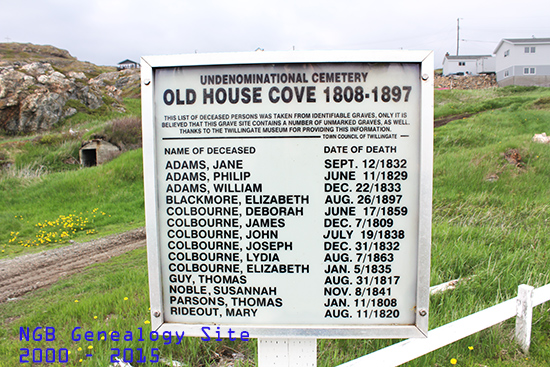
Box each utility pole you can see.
[456,18,461,55]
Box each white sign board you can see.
[142,50,433,339]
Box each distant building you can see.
[494,38,550,87]
[442,54,495,76]
[117,59,140,70]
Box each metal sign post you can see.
[141,50,433,365]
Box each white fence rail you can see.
[338,284,550,367]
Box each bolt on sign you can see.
[141,50,433,339]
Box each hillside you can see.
[0,42,141,134]
[0,42,114,76]
[0,43,142,178]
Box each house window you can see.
[504,50,510,57]
[525,47,536,53]
[524,67,536,75]
[504,70,509,77]
[458,61,466,66]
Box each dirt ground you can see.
[0,228,146,303]
[0,228,250,366]
[434,113,475,128]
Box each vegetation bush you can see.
[0,150,8,167]
[120,85,141,99]
[532,96,550,109]
[37,133,71,146]
[99,116,142,150]
[64,99,88,113]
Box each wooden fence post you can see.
[515,284,534,354]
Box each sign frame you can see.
[141,50,433,339]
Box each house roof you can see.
[502,38,550,44]
[443,54,493,66]
[118,59,139,65]
[494,37,550,54]
[444,55,492,61]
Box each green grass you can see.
[56,97,141,136]
[0,248,256,366]
[0,98,142,181]
[0,149,145,257]
[412,87,550,366]
[434,85,550,119]
[1,87,550,366]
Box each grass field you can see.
[1,86,550,366]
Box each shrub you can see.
[64,99,89,113]
[102,117,142,150]
[0,151,8,167]
[532,96,550,110]
[38,133,65,146]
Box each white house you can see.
[494,38,550,87]
[117,59,140,70]
[442,54,495,76]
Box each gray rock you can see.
[18,91,66,132]
[63,107,78,118]
[0,62,104,133]
[68,71,87,80]
[89,71,119,87]
[20,62,55,78]
[0,61,141,133]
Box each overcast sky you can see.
[1,0,549,68]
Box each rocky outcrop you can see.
[0,61,140,134]
[0,62,101,132]
[435,74,497,90]
[89,68,141,101]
